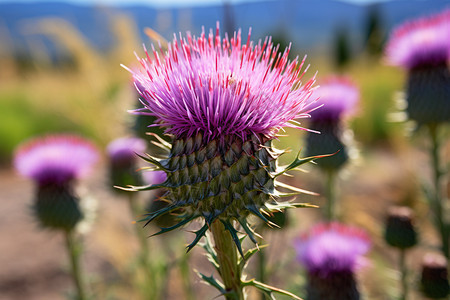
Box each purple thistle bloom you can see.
[127,23,317,141]
[305,76,359,170]
[385,10,450,125]
[385,10,450,70]
[295,222,370,276]
[107,137,146,165]
[14,134,98,230]
[14,134,99,186]
[309,76,359,123]
[124,23,319,255]
[295,222,371,300]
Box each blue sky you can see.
[0,0,392,7]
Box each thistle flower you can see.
[107,136,147,190]
[14,134,98,231]
[385,10,450,124]
[15,135,98,186]
[385,10,450,70]
[420,253,450,298]
[295,222,370,300]
[14,135,98,230]
[384,206,418,249]
[305,76,359,171]
[125,23,317,252]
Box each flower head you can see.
[14,134,98,186]
[107,137,146,165]
[125,24,319,253]
[295,222,370,276]
[309,76,359,122]
[129,23,316,141]
[14,134,98,231]
[385,10,450,69]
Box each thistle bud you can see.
[420,253,450,298]
[384,206,418,249]
[107,137,146,191]
[14,135,98,231]
[385,10,450,125]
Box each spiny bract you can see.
[125,23,320,252]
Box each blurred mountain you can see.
[0,0,448,60]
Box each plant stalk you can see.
[211,220,245,300]
[128,193,156,298]
[399,249,408,300]
[428,124,449,259]
[64,230,87,300]
[325,170,337,222]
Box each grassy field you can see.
[1,15,443,300]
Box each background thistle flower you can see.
[125,23,319,299]
[304,76,359,221]
[385,10,450,125]
[14,134,98,230]
[384,206,418,250]
[305,76,359,171]
[420,253,450,298]
[107,136,146,191]
[13,134,98,300]
[294,222,371,300]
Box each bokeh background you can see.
[0,0,449,299]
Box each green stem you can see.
[428,124,449,258]
[64,230,87,300]
[325,170,337,222]
[128,193,156,298]
[211,220,245,300]
[399,249,408,300]
[257,240,267,300]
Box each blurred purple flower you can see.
[127,23,317,141]
[14,134,99,186]
[14,134,98,230]
[295,222,371,299]
[309,76,359,123]
[385,10,450,125]
[385,10,450,70]
[295,222,370,276]
[107,136,146,165]
[142,170,167,186]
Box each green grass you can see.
[0,90,82,163]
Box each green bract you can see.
[123,132,322,252]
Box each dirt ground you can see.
[0,142,447,300]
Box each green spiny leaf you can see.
[238,219,261,244]
[186,223,209,252]
[141,204,180,226]
[136,153,169,171]
[151,214,199,236]
[276,151,337,177]
[220,220,244,257]
[195,271,226,293]
[238,244,268,270]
